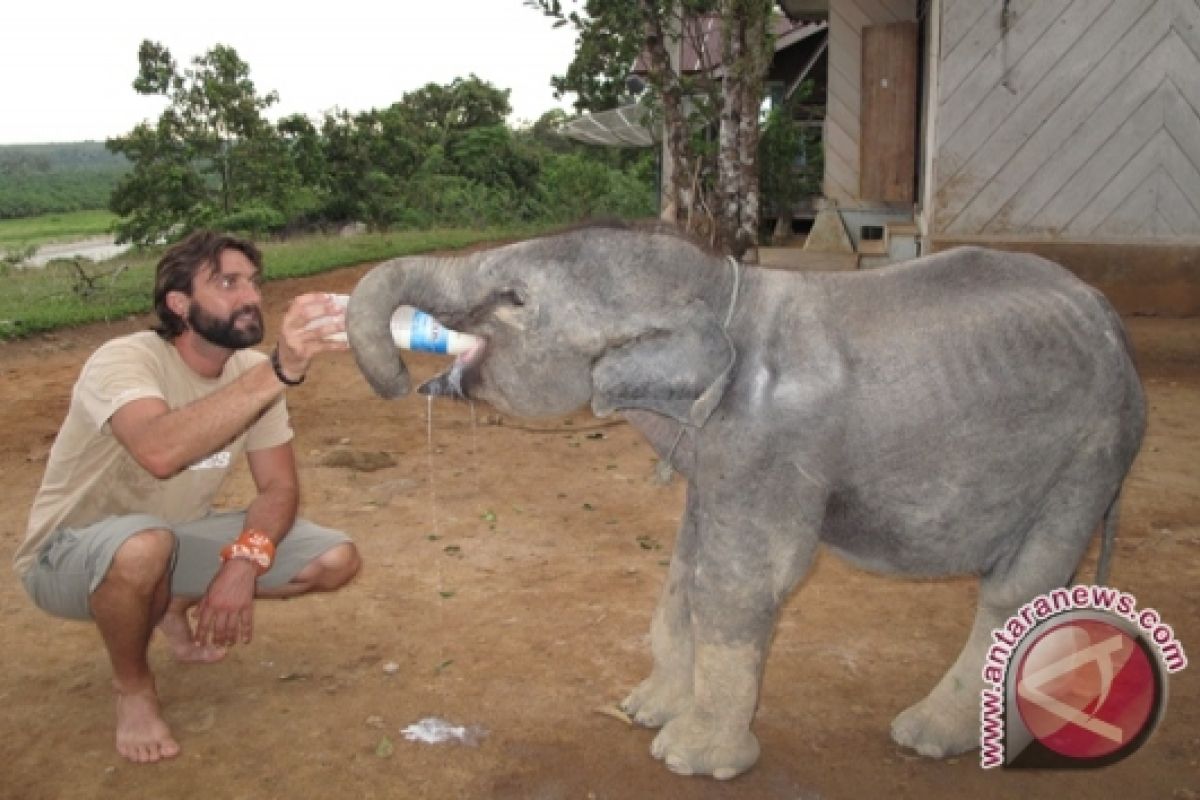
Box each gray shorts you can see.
[20,511,351,621]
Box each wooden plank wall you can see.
[932,0,1200,241]
[825,0,919,204]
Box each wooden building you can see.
[789,0,1200,314]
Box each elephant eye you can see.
[499,289,526,307]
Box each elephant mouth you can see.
[416,338,487,400]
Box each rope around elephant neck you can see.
[655,255,741,483]
[722,254,742,327]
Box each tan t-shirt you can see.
[14,331,293,577]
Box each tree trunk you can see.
[716,24,743,255]
[642,1,691,225]
[715,0,772,261]
[737,5,770,263]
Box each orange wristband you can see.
[219,529,276,575]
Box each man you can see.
[14,230,362,764]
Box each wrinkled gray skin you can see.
[347,225,1145,780]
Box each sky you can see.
[0,1,581,145]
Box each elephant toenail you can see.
[665,756,693,775]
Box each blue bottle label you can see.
[409,310,449,354]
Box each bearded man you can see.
[14,230,361,763]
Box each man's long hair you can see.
[153,230,263,340]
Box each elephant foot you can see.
[650,711,760,780]
[620,672,692,729]
[890,692,980,758]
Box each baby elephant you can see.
[346,223,1145,779]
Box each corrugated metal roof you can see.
[560,103,656,147]
[562,15,828,148]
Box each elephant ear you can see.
[590,301,736,427]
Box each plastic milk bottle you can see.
[314,294,481,355]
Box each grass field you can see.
[0,225,547,340]
[0,210,118,252]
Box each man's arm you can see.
[110,291,345,478]
[242,442,300,545]
[110,365,286,478]
[192,443,299,648]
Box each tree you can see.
[107,120,210,244]
[527,1,708,227]
[393,75,512,148]
[531,1,649,113]
[715,0,775,257]
[107,41,286,243]
[315,77,521,230]
[316,108,417,228]
[530,0,778,259]
[759,80,822,242]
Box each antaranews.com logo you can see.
[980,585,1188,769]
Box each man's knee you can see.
[312,542,360,591]
[105,529,175,591]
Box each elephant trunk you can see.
[346,254,476,398]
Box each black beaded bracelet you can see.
[270,346,305,386]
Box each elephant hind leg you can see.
[890,600,1007,757]
[892,464,1124,757]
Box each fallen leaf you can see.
[593,706,633,725]
[375,736,394,758]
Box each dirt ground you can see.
[0,257,1197,800]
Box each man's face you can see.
[185,249,264,349]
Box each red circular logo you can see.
[1015,618,1157,760]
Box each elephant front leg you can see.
[649,514,820,779]
[651,638,764,779]
[621,489,699,728]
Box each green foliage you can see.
[538,152,656,221]
[396,75,512,140]
[0,143,129,218]
[759,82,823,226]
[107,121,212,243]
[212,203,287,236]
[447,125,538,194]
[525,0,648,113]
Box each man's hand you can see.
[193,559,260,647]
[273,293,350,383]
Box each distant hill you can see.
[0,142,129,219]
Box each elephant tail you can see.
[1094,489,1122,586]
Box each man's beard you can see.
[187,301,264,349]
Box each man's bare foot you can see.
[115,687,180,763]
[158,607,226,663]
